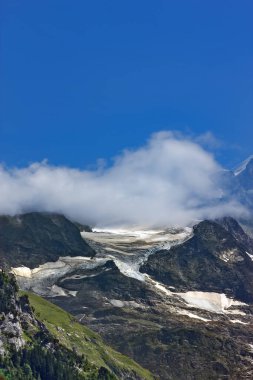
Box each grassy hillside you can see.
[20,291,153,380]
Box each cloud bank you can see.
[0,132,246,227]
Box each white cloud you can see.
[195,131,222,149]
[0,131,247,227]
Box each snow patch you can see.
[230,319,248,325]
[145,275,172,296]
[177,291,246,314]
[109,299,145,309]
[68,290,78,297]
[12,266,33,278]
[246,251,253,261]
[220,249,244,263]
[177,309,211,322]
[11,256,109,296]
[49,285,76,297]
[112,259,146,281]
[248,344,253,353]
[51,285,68,296]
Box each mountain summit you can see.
[234,155,253,176]
[234,155,253,192]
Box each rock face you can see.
[0,271,25,356]
[0,212,95,268]
[0,270,153,380]
[4,213,253,379]
[217,216,253,246]
[53,260,160,316]
[141,218,253,302]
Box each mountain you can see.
[218,156,253,236]
[0,270,153,380]
[6,215,253,379]
[234,156,253,233]
[1,159,253,378]
[234,155,253,190]
[140,218,253,302]
[0,212,95,269]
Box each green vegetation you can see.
[0,344,100,380]
[0,270,152,379]
[20,291,153,380]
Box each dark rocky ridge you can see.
[140,218,253,302]
[0,212,95,268]
[54,260,161,316]
[217,216,253,244]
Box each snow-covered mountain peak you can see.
[234,155,253,176]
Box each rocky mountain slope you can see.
[6,213,253,379]
[0,270,153,380]
[141,218,253,302]
[0,213,94,269]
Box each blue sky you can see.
[1,1,253,169]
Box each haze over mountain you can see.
[0,132,250,228]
